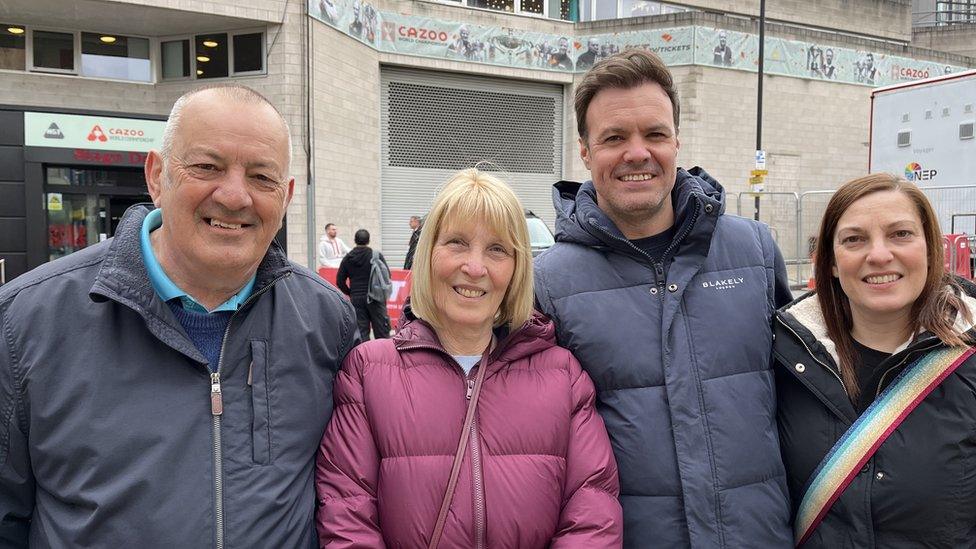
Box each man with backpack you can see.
[336,229,392,339]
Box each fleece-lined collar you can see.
[779,287,976,368]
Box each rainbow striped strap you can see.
[793,345,975,547]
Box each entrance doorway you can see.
[44,165,150,261]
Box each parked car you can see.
[525,209,555,257]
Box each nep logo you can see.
[904,162,937,181]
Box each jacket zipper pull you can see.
[466,379,475,400]
[210,372,223,416]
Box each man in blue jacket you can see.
[533,50,793,547]
[0,85,359,547]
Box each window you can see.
[0,24,26,70]
[196,33,228,79]
[80,33,150,82]
[579,0,691,21]
[161,39,190,79]
[520,0,544,14]
[452,0,548,16]
[161,30,265,81]
[33,30,74,72]
[471,0,515,10]
[594,1,617,20]
[232,33,263,74]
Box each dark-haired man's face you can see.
[580,82,680,239]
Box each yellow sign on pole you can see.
[749,176,764,185]
[750,169,769,177]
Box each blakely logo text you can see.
[701,277,744,290]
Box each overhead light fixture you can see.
[7,27,25,35]
[196,69,203,75]
[196,55,210,63]
[202,40,219,48]
[99,35,116,43]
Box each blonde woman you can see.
[315,169,622,548]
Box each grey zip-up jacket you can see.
[0,205,359,547]
[534,168,793,548]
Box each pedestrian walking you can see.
[336,229,391,339]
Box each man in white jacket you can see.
[318,223,351,268]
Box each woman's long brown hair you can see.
[814,173,972,401]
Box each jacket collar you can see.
[550,166,724,262]
[393,305,556,368]
[779,288,976,369]
[777,286,976,422]
[89,204,293,320]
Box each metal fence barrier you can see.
[728,185,976,288]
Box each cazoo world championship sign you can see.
[309,0,967,86]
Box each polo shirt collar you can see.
[140,208,256,313]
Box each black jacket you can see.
[403,228,421,270]
[775,289,976,548]
[337,246,386,300]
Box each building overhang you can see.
[0,0,276,36]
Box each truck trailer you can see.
[869,69,976,234]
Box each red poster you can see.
[319,267,414,329]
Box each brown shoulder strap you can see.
[428,353,490,549]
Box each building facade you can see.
[1,0,972,283]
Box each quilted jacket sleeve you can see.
[551,355,623,548]
[315,346,386,549]
[0,306,32,547]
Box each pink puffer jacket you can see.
[315,310,622,548]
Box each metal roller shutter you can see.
[380,66,564,267]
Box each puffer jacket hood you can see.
[316,310,623,548]
[551,167,725,256]
[775,282,976,548]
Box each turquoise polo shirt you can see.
[140,208,256,313]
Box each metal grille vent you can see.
[925,110,933,120]
[387,81,556,174]
[960,122,974,140]
[897,130,911,147]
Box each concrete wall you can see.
[913,26,976,58]
[1,0,313,263]
[649,0,913,42]
[307,0,576,256]
[6,0,974,273]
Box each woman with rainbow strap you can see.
[775,173,976,547]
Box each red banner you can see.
[318,267,413,328]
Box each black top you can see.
[852,339,893,414]
[336,246,387,299]
[630,226,676,265]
